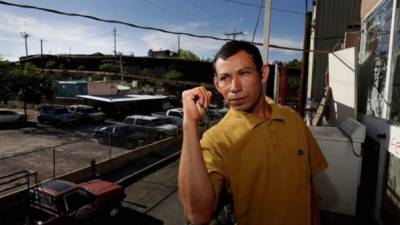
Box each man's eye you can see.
[220,76,227,81]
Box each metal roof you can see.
[76,94,167,103]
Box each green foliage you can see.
[285,59,302,69]
[77,65,86,70]
[45,60,57,69]
[0,59,14,103]
[0,60,56,106]
[164,69,184,80]
[99,63,119,72]
[91,72,105,81]
[178,49,200,61]
[139,68,153,77]
[287,76,300,97]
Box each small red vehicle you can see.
[29,179,125,225]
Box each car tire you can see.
[157,133,166,140]
[108,203,121,217]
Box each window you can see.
[64,189,95,212]
[124,118,134,124]
[135,119,146,126]
[169,111,181,117]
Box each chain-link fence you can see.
[0,134,147,183]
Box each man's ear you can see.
[261,65,270,83]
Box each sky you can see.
[0,0,310,63]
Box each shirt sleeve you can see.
[200,131,227,194]
[302,120,329,177]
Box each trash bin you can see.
[309,117,366,216]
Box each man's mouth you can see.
[229,96,247,105]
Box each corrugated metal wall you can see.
[310,0,361,99]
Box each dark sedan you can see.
[94,124,153,149]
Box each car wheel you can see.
[157,133,166,140]
[125,141,136,149]
[109,203,121,217]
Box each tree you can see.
[164,69,184,80]
[45,60,57,69]
[13,63,56,116]
[178,49,200,61]
[285,59,302,69]
[0,59,14,104]
[99,63,119,73]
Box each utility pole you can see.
[298,11,312,116]
[20,31,30,56]
[177,35,181,54]
[224,28,244,40]
[120,53,123,80]
[262,0,272,94]
[113,28,117,55]
[40,39,44,72]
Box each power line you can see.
[0,0,330,54]
[220,0,304,15]
[0,1,235,43]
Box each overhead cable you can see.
[0,0,329,54]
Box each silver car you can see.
[124,115,178,140]
[0,109,26,125]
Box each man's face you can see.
[214,50,269,112]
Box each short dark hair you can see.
[212,40,263,76]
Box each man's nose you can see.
[230,75,242,93]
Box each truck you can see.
[27,179,125,225]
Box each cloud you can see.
[0,11,117,57]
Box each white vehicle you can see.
[124,115,178,140]
[152,108,183,118]
[0,109,26,125]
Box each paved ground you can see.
[0,123,141,182]
[109,158,376,225]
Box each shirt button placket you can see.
[268,122,277,148]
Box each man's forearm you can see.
[178,122,216,224]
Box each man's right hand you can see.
[182,87,212,125]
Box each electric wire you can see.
[0,0,330,54]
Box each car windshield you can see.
[83,108,96,113]
[55,108,69,114]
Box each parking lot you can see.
[0,122,139,181]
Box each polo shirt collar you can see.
[228,96,286,130]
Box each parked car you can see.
[94,124,152,148]
[124,115,178,140]
[0,109,26,125]
[152,108,183,118]
[28,179,125,225]
[68,105,105,123]
[37,106,78,126]
[151,114,183,129]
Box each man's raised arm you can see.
[178,87,217,225]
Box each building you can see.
[307,0,362,100]
[309,1,400,224]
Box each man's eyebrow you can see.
[216,72,230,77]
[238,66,256,71]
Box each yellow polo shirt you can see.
[201,97,327,225]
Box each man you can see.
[178,40,327,225]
